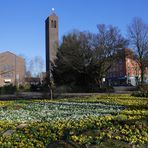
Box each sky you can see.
[0,0,148,71]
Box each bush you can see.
[137,84,148,93]
[54,85,73,93]
[132,91,148,98]
[18,84,30,92]
[96,86,114,93]
[0,84,17,95]
[132,84,148,97]
[54,85,114,93]
[29,84,41,92]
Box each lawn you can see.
[0,94,148,147]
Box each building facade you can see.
[0,51,25,86]
[106,48,141,86]
[45,10,59,72]
[144,67,148,83]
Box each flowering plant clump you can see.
[0,101,124,122]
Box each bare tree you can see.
[27,56,44,77]
[93,24,128,87]
[128,17,148,84]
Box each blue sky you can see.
[0,0,148,71]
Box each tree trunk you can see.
[140,59,144,85]
[141,67,144,85]
[50,88,53,100]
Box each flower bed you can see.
[0,95,148,147]
[0,101,124,122]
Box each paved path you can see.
[0,92,133,100]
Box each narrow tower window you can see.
[54,20,56,28]
[51,20,54,28]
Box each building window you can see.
[54,20,56,28]
[2,72,13,78]
[132,67,134,74]
[135,67,138,74]
[51,20,54,28]
[128,73,130,77]
[51,20,56,28]
[127,66,130,72]
[127,59,130,63]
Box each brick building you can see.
[0,51,25,86]
[144,67,148,83]
[106,48,143,86]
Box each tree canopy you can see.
[52,25,127,92]
[128,17,148,84]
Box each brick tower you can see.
[45,8,58,72]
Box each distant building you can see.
[45,9,59,73]
[106,48,141,86]
[25,77,40,85]
[144,67,148,83]
[0,51,25,86]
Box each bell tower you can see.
[45,8,58,72]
